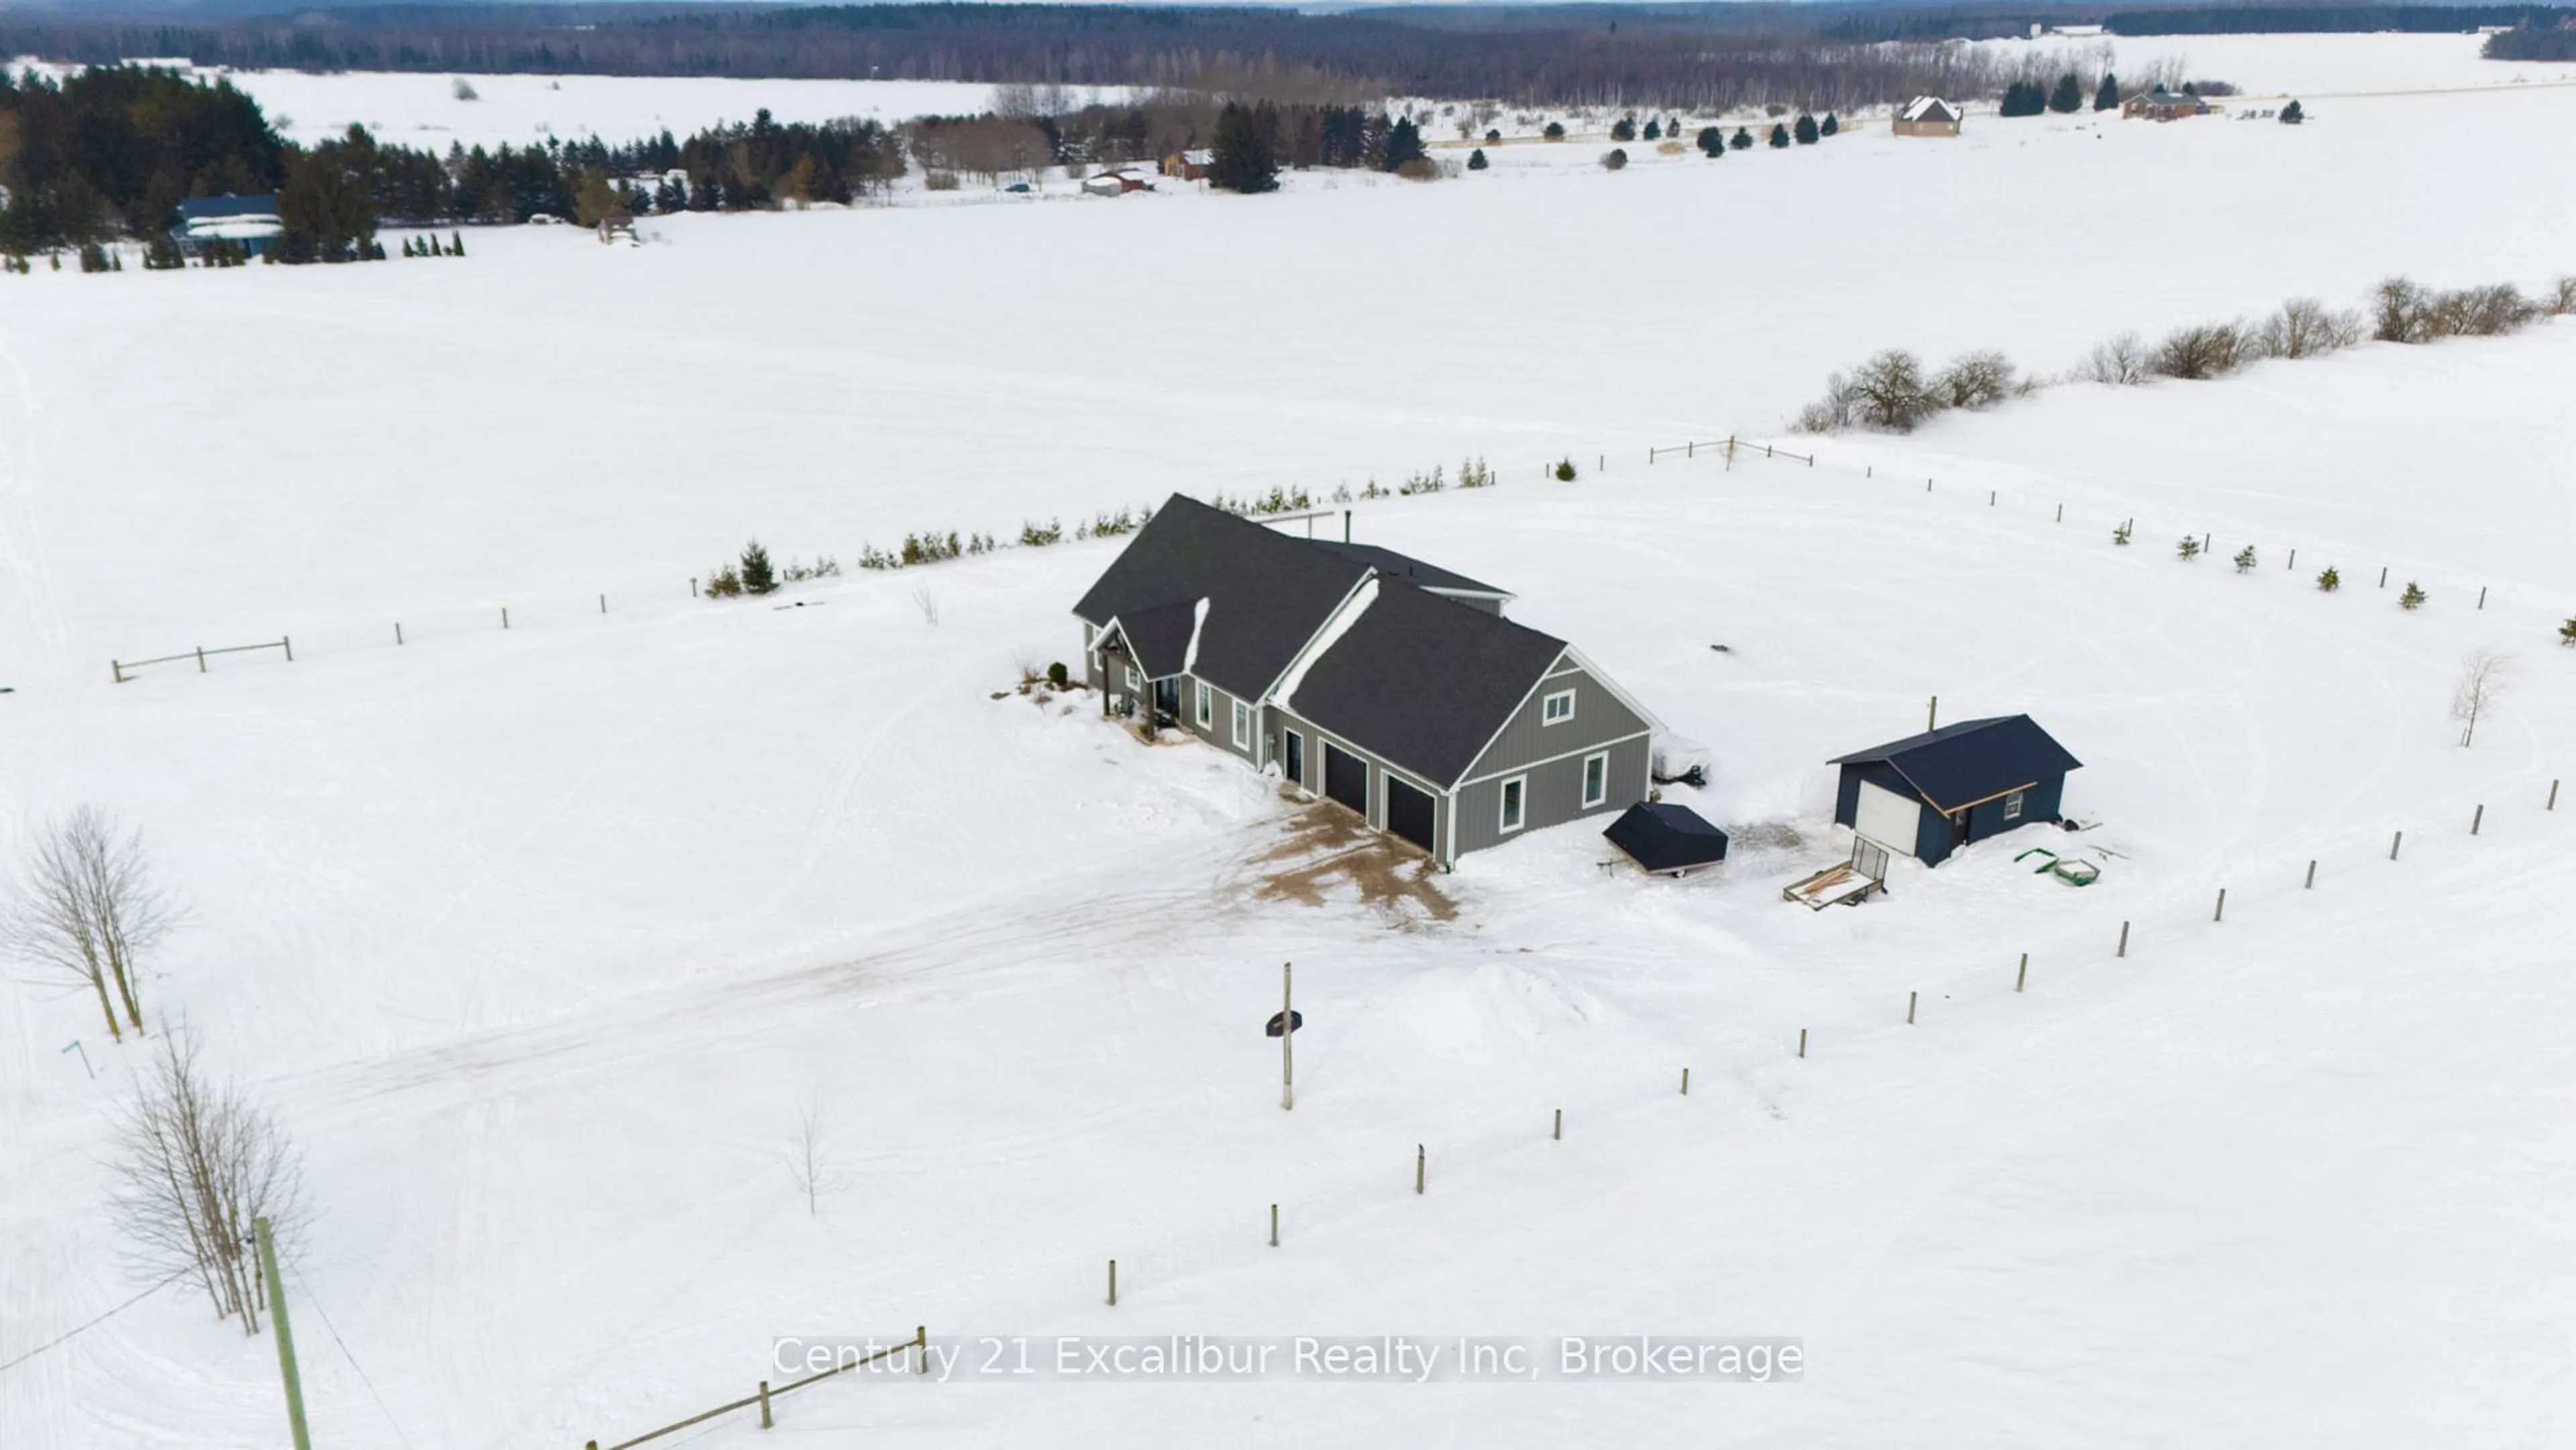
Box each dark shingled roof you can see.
[1603,802,1729,873]
[1283,579,1567,787]
[1828,715,2082,811]
[1301,541,1508,599]
[1074,495,1370,701]
[176,194,280,221]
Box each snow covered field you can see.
[3,32,2574,1450]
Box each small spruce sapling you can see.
[705,564,744,598]
[2558,616,2576,646]
[1729,127,1754,150]
[2318,566,2341,592]
[1821,112,1839,137]
[2233,545,2257,573]
[1768,123,1790,148]
[1543,121,1566,141]
[2400,580,2427,610]
[1554,458,1578,482]
[2178,535,2202,560]
[740,540,779,595]
[2112,521,2133,546]
[1046,662,1071,689]
[1467,148,1489,171]
[1697,125,1725,156]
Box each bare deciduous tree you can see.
[912,585,941,627]
[1843,349,1938,432]
[2080,331,2149,386]
[782,1094,845,1217]
[2149,321,2251,380]
[1933,349,2016,409]
[7,807,174,1041]
[111,1029,306,1334]
[2257,297,2362,359]
[2451,648,2512,747]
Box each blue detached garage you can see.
[1827,715,2081,867]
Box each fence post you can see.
[2055,503,2063,522]
[2551,779,2560,811]
[759,1380,772,1429]
[111,660,123,684]
[1270,1204,1279,1247]
[2214,888,2226,923]
[1907,990,1917,1023]
[1108,1259,1117,1306]
[599,593,608,615]
[2379,567,2387,589]
[281,636,292,663]
[2288,548,2296,570]
[396,622,405,645]
[1988,489,1996,507]
[502,606,511,629]
[2390,830,2403,860]
[196,646,206,674]
[2015,953,2028,992]
[2478,586,2487,610]
[1415,1144,1426,1195]
[1680,1067,1690,1094]
[2117,921,2130,958]
[1797,1028,1807,1058]
[1552,1108,1562,1141]
[691,577,699,598]
[2305,859,2316,890]
[918,1325,928,1375]
[2472,804,2484,835]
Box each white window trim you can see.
[1232,700,1252,749]
[1283,729,1305,788]
[1499,775,1527,833]
[2004,790,2026,821]
[1542,689,1576,726]
[1581,751,1609,809]
[1456,729,1650,790]
[1124,666,1142,691]
[1195,680,1212,729]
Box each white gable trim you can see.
[1249,569,1381,711]
[1441,647,1570,791]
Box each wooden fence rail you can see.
[586,1326,925,1450]
[111,637,291,683]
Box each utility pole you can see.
[1281,962,1294,1111]
[254,1216,312,1450]
[1927,694,1938,731]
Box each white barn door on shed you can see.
[1854,780,1922,858]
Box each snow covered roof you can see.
[1829,715,2082,812]
[1900,97,1959,123]
[184,217,284,240]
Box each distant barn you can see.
[1892,97,1963,138]
[1828,715,2080,866]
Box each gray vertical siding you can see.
[1460,660,1652,785]
[1451,733,1649,858]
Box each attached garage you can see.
[1384,776,1438,856]
[1852,779,1923,858]
[1322,741,1369,817]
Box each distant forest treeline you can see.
[2100,5,2568,35]
[0,63,903,254]
[0,3,2078,109]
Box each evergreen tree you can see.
[2233,545,2257,573]
[451,231,466,256]
[1642,118,1661,140]
[2559,616,2576,646]
[1381,115,1427,172]
[741,541,778,596]
[2001,81,2046,117]
[2280,99,2305,124]
[1793,113,1819,144]
[2094,72,2121,111]
[1611,114,1637,142]
[1466,147,1489,171]
[1208,101,1280,193]
[1543,121,1566,142]
[1768,123,1790,148]
[1696,125,1725,156]
[1821,112,1839,137]
[2048,74,2083,113]
[1729,127,1754,150]
[2317,566,2341,592]
[2400,580,2427,610]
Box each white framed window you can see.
[1542,689,1576,726]
[1195,680,1213,729]
[2004,790,2026,821]
[1124,666,1141,691]
[1232,700,1252,748]
[1581,752,1609,809]
[1499,775,1527,833]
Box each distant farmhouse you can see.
[1160,149,1213,182]
[1082,170,1151,197]
[2124,87,2212,122]
[172,195,282,257]
[1075,496,1660,868]
[1829,715,2081,867]
[1892,97,1963,138]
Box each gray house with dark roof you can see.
[1075,495,1660,868]
[1828,715,2081,866]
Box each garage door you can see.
[1323,742,1368,817]
[1385,777,1437,856]
[1854,780,1922,858]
